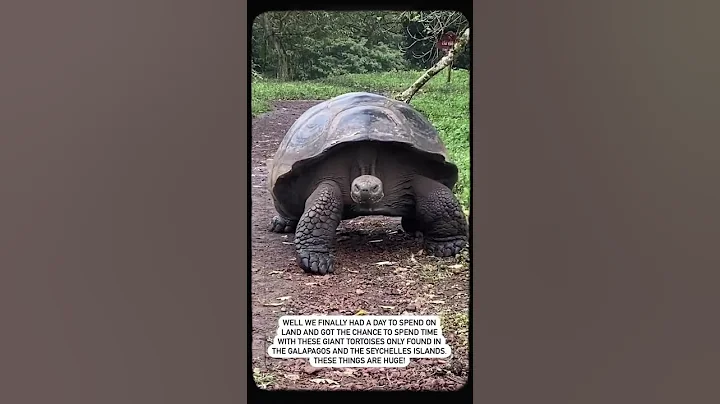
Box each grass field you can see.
[251,70,471,212]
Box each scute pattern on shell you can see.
[268,92,455,194]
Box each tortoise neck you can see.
[351,142,379,176]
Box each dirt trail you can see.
[251,100,470,391]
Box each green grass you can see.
[251,70,470,212]
[252,368,275,389]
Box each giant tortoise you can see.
[267,92,468,275]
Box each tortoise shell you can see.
[268,92,458,197]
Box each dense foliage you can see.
[252,11,469,81]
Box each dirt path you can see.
[251,101,470,391]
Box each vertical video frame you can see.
[251,10,471,391]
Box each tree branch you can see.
[394,27,470,103]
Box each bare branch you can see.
[395,27,470,103]
[399,11,468,62]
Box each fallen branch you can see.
[394,27,470,103]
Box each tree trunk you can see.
[273,40,290,80]
[395,27,470,103]
[263,14,290,81]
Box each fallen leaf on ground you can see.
[355,309,368,315]
[374,261,396,266]
[284,374,300,381]
[282,241,294,245]
[269,270,283,275]
[277,296,291,301]
[379,305,395,310]
[355,289,365,295]
[368,239,383,243]
[305,282,318,286]
[347,269,359,273]
[448,264,463,269]
[263,302,284,307]
[429,300,446,304]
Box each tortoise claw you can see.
[425,238,467,258]
[269,215,297,233]
[297,250,335,275]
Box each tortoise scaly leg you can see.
[412,176,468,257]
[294,180,343,275]
[269,201,298,233]
[270,216,298,233]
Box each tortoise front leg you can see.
[269,201,298,233]
[293,180,343,275]
[412,176,468,257]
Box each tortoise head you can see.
[351,175,384,205]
